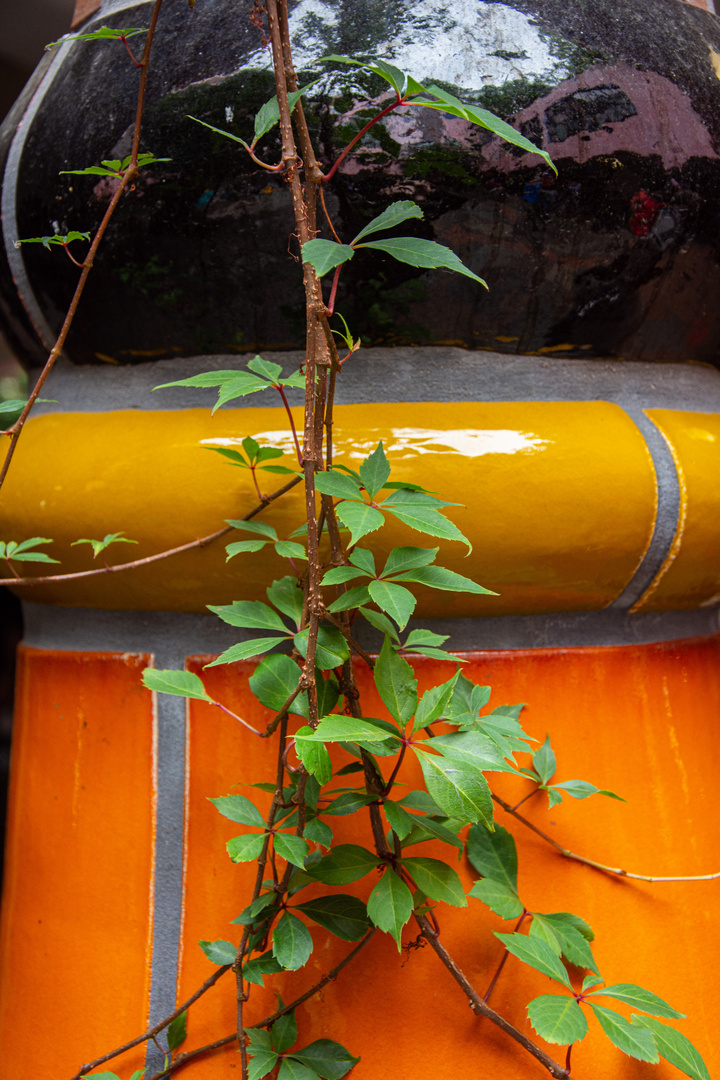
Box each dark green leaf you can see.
[367,869,413,948]
[322,565,367,585]
[271,1008,298,1054]
[277,1059,318,1080]
[142,669,213,702]
[249,654,301,712]
[495,933,572,988]
[272,912,313,970]
[292,1039,360,1080]
[294,625,350,670]
[242,951,283,987]
[323,791,376,816]
[403,857,466,906]
[399,814,464,855]
[466,824,518,890]
[416,751,494,827]
[358,442,391,499]
[302,239,354,278]
[469,879,523,920]
[590,1004,658,1062]
[384,800,416,841]
[248,1028,279,1080]
[349,547,376,574]
[303,815,334,846]
[310,845,380,885]
[358,236,487,286]
[209,794,266,828]
[352,201,424,243]
[267,576,304,624]
[631,1017,710,1080]
[187,114,251,151]
[326,585,372,614]
[274,832,309,869]
[254,84,310,141]
[588,984,684,1019]
[293,731,333,785]
[358,607,399,642]
[367,579,416,630]
[527,995,588,1045]
[232,893,278,927]
[293,895,370,941]
[227,833,267,862]
[167,1011,187,1053]
[374,635,418,725]
[199,939,236,965]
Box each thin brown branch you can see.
[0,0,165,495]
[492,792,720,882]
[414,914,570,1079]
[0,476,301,588]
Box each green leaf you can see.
[294,626,350,671]
[430,730,512,773]
[248,1028,279,1080]
[403,857,466,906]
[394,564,496,594]
[270,1008,298,1054]
[205,637,285,666]
[303,815,334,846]
[321,53,410,96]
[358,606,400,642]
[274,832,310,869]
[142,669,213,702]
[588,984,684,1019]
[294,735,333,786]
[314,471,363,501]
[226,540,269,558]
[309,845,380,885]
[275,540,307,560]
[199,939,236,965]
[334,501,385,546]
[531,914,599,975]
[277,1060,318,1080]
[233,894,278,927]
[367,579,416,630]
[495,933,572,988]
[349,547,376,574]
[249,654,301,712]
[358,441,391,499]
[1,536,59,563]
[469,879,523,920]
[583,974,604,992]
[367,869,413,948]
[357,236,487,286]
[413,671,460,733]
[291,1039,360,1080]
[322,565,368,585]
[631,1017,710,1080]
[383,800,416,841]
[527,995,588,1046]
[532,734,556,785]
[382,495,471,552]
[296,716,393,743]
[382,547,438,576]
[589,1004,659,1062]
[326,585,372,614]
[352,201,424,244]
[400,814,464,855]
[254,85,312,142]
[166,1011,187,1053]
[227,833,268,862]
[293,895,370,941]
[374,635,418,726]
[272,912,313,970]
[209,794,267,828]
[71,531,137,559]
[323,791,376,816]
[242,950,283,987]
[227,519,279,540]
[48,24,147,47]
[267,576,304,624]
[302,239,354,278]
[466,824,518,890]
[207,600,288,633]
[416,751,494,827]
[550,780,624,801]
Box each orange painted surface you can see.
[177,636,720,1080]
[0,648,155,1080]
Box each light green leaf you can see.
[527,995,588,1046]
[532,734,556,785]
[199,939,236,965]
[253,84,312,142]
[326,585,372,614]
[382,498,471,552]
[275,540,307,560]
[226,520,278,540]
[550,780,624,801]
[416,750,494,827]
[590,1004,659,1062]
[400,814,464,855]
[358,237,487,286]
[71,531,137,559]
[631,1017,710,1080]
[374,635,418,726]
[291,1039,361,1080]
[335,501,385,546]
[295,735,333,785]
[430,730,513,773]
[394,564,495,594]
[352,201,424,244]
[267,576,304,624]
[209,794,267,828]
[495,933,572,989]
[588,984,684,1019]
[469,879,523,920]
[323,791,376,816]
[187,114,251,151]
[295,716,393,743]
[248,1028,279,1080]
[358,607,400,642]
[227,833,267,863]
[205,637,285,666]
[272,912,313,970]
[48,24,147,46]
[249,654,302,712]
[403,857,466,906]
[314,471,363,501]
[293,895,371,941]
[226,540,269,558]
[382,546,438,576]
[142,669,213,702]
[532,913,598,974]
[367,869,413,949]
[277,1059,318,1080]
[309,845,380,885]
[367,579,416,630]
[207,600,288,633]
[412,671,461,733]
[274,832,310,869]
[302,239,354,277]
[358,441,392,498]
[384,800,416,841]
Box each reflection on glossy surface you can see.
[635,409,720,610]
[0,400,656,613]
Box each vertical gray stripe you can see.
[145,644,188,1074]
[608,406,682,610]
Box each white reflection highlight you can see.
[202,429,549,459]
